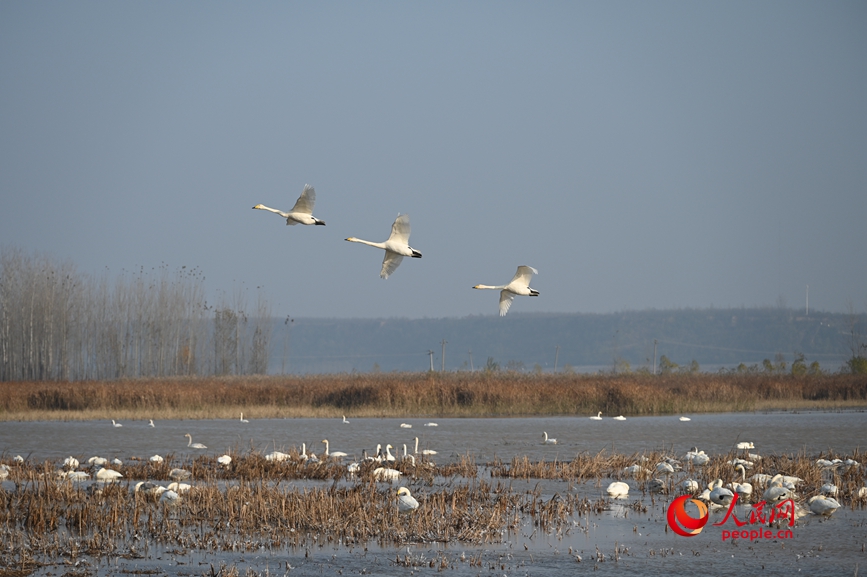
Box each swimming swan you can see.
[345,213,422,278]
[590,412,603,420]
[252,184,325,226]
[414,437,437,455]
[543,431,557,444]
[473,265,539,316]
[322,439,348,459]
[111,420,122,427]
[239,412,249,423]
[184,433,207,449]
[613,415,626,421]
[148,419,155,427]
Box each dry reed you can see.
[1,372,866,421]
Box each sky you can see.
[1,1,865,320]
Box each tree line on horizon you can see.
[2,247,865,381]
[0,247,273,381]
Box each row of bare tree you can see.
[0,247,272,381]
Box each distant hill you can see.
[270,308,865,374]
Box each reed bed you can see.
[1,443,864,574]
[1,373,866,421]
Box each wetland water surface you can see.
[1,411,865,576]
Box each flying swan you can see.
[252,184,326,226]
[345,213,422,279]
[473,265,539,316]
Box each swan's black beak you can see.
[411,249,422,258]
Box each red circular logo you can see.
[667,495,709,537]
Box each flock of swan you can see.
[604,442,864,519]
[253,184,539,315]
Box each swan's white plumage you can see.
[397,487,419,513]
[590,412,603,420]
[185,433,207,449]
[345,214,422,279]
[606,481,629,498]
[322,439,348,459]
[252,184,325,226]
[543,431,557,444]
[473,266,539,316]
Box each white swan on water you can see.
[111,420,122,427]
[343,415,350,424]
[542,431,557,445]
[679,416,691,421]
[414,437,437,455]
[473,266,539,317]
[185,434,207,449]
[606,481,629,498]
[590,412,603,420]
[345,213,422,279]
[253,184,325,226]
[613,415,626,421]
[322,439,348,459]
[239,412,249,423]
[148,419,155,427]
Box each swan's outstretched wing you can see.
[290,184,316,215]
[381,251,404,279]
[510,265,538,285]
[387,214,411,244]
[498,290,516,316]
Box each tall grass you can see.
[0,372,865,421]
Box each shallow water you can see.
[2,410,865,463]
[2,411,866,576]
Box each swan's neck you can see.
[346,237,386,249]
[414,437,419,453]
[473,284,506,290]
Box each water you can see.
[1,410,866,576]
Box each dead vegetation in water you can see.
[1,373,866,421]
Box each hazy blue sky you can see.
[2,2,865,319]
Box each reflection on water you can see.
[1,410,865,577]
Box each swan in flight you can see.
[111,420,122,427]
[542,431,557,445]
[397,487,419,513]
[252,184,325,226]
[239,412,249,423]
[345,213,422,278]
[473,266,539,316]
[590,412,603,420]
[184,433,207,449]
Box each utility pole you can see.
[554,345,560,372]
[441,339,447,372]
[428,350,434,372]
[468,349,474,372]
[652,339,658,375]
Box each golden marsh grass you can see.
[1,372,865,421]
